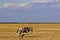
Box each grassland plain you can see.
[0,24,60,40]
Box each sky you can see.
[0,0,60,22]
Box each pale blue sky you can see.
[0,0,60,22]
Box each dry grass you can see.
[0,24,60,40]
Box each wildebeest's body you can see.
[20,27,33,34]
[17,27,33,38]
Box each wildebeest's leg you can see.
[19,31,22,34]
[16,28,19,33]
[21,34,25,38]
[19,31,22,38]
[20,33,26,38]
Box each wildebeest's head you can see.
[28,27,33,32]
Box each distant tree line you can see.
[0,22,60,24]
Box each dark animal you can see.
[17,27,33,38]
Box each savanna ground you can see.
[0,24,60,40]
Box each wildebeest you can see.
[17,26,33,38]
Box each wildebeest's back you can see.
[21,27,33,33]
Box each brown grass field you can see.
[0,24,60,40]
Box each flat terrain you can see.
[0,24,60,40]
